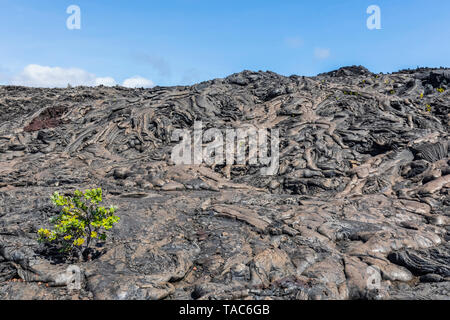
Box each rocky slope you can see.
[0,66,449,300]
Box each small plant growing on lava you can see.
[437,87,445,93]
[38,188,120,259]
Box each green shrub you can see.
[38,188,120,256]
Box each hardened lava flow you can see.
[0,66,449,300]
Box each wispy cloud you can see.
[181,68,202,85]
[314,48,331,59]
[134,54,171,78]
[284,36,304,48]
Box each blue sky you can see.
[1,0,449,87]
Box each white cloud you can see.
[314,48,331,59]
[122,76,154,88]
[12,64,95,87]
[95,77,116,86]
[10,64,155,88]
[11,64,121,88]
